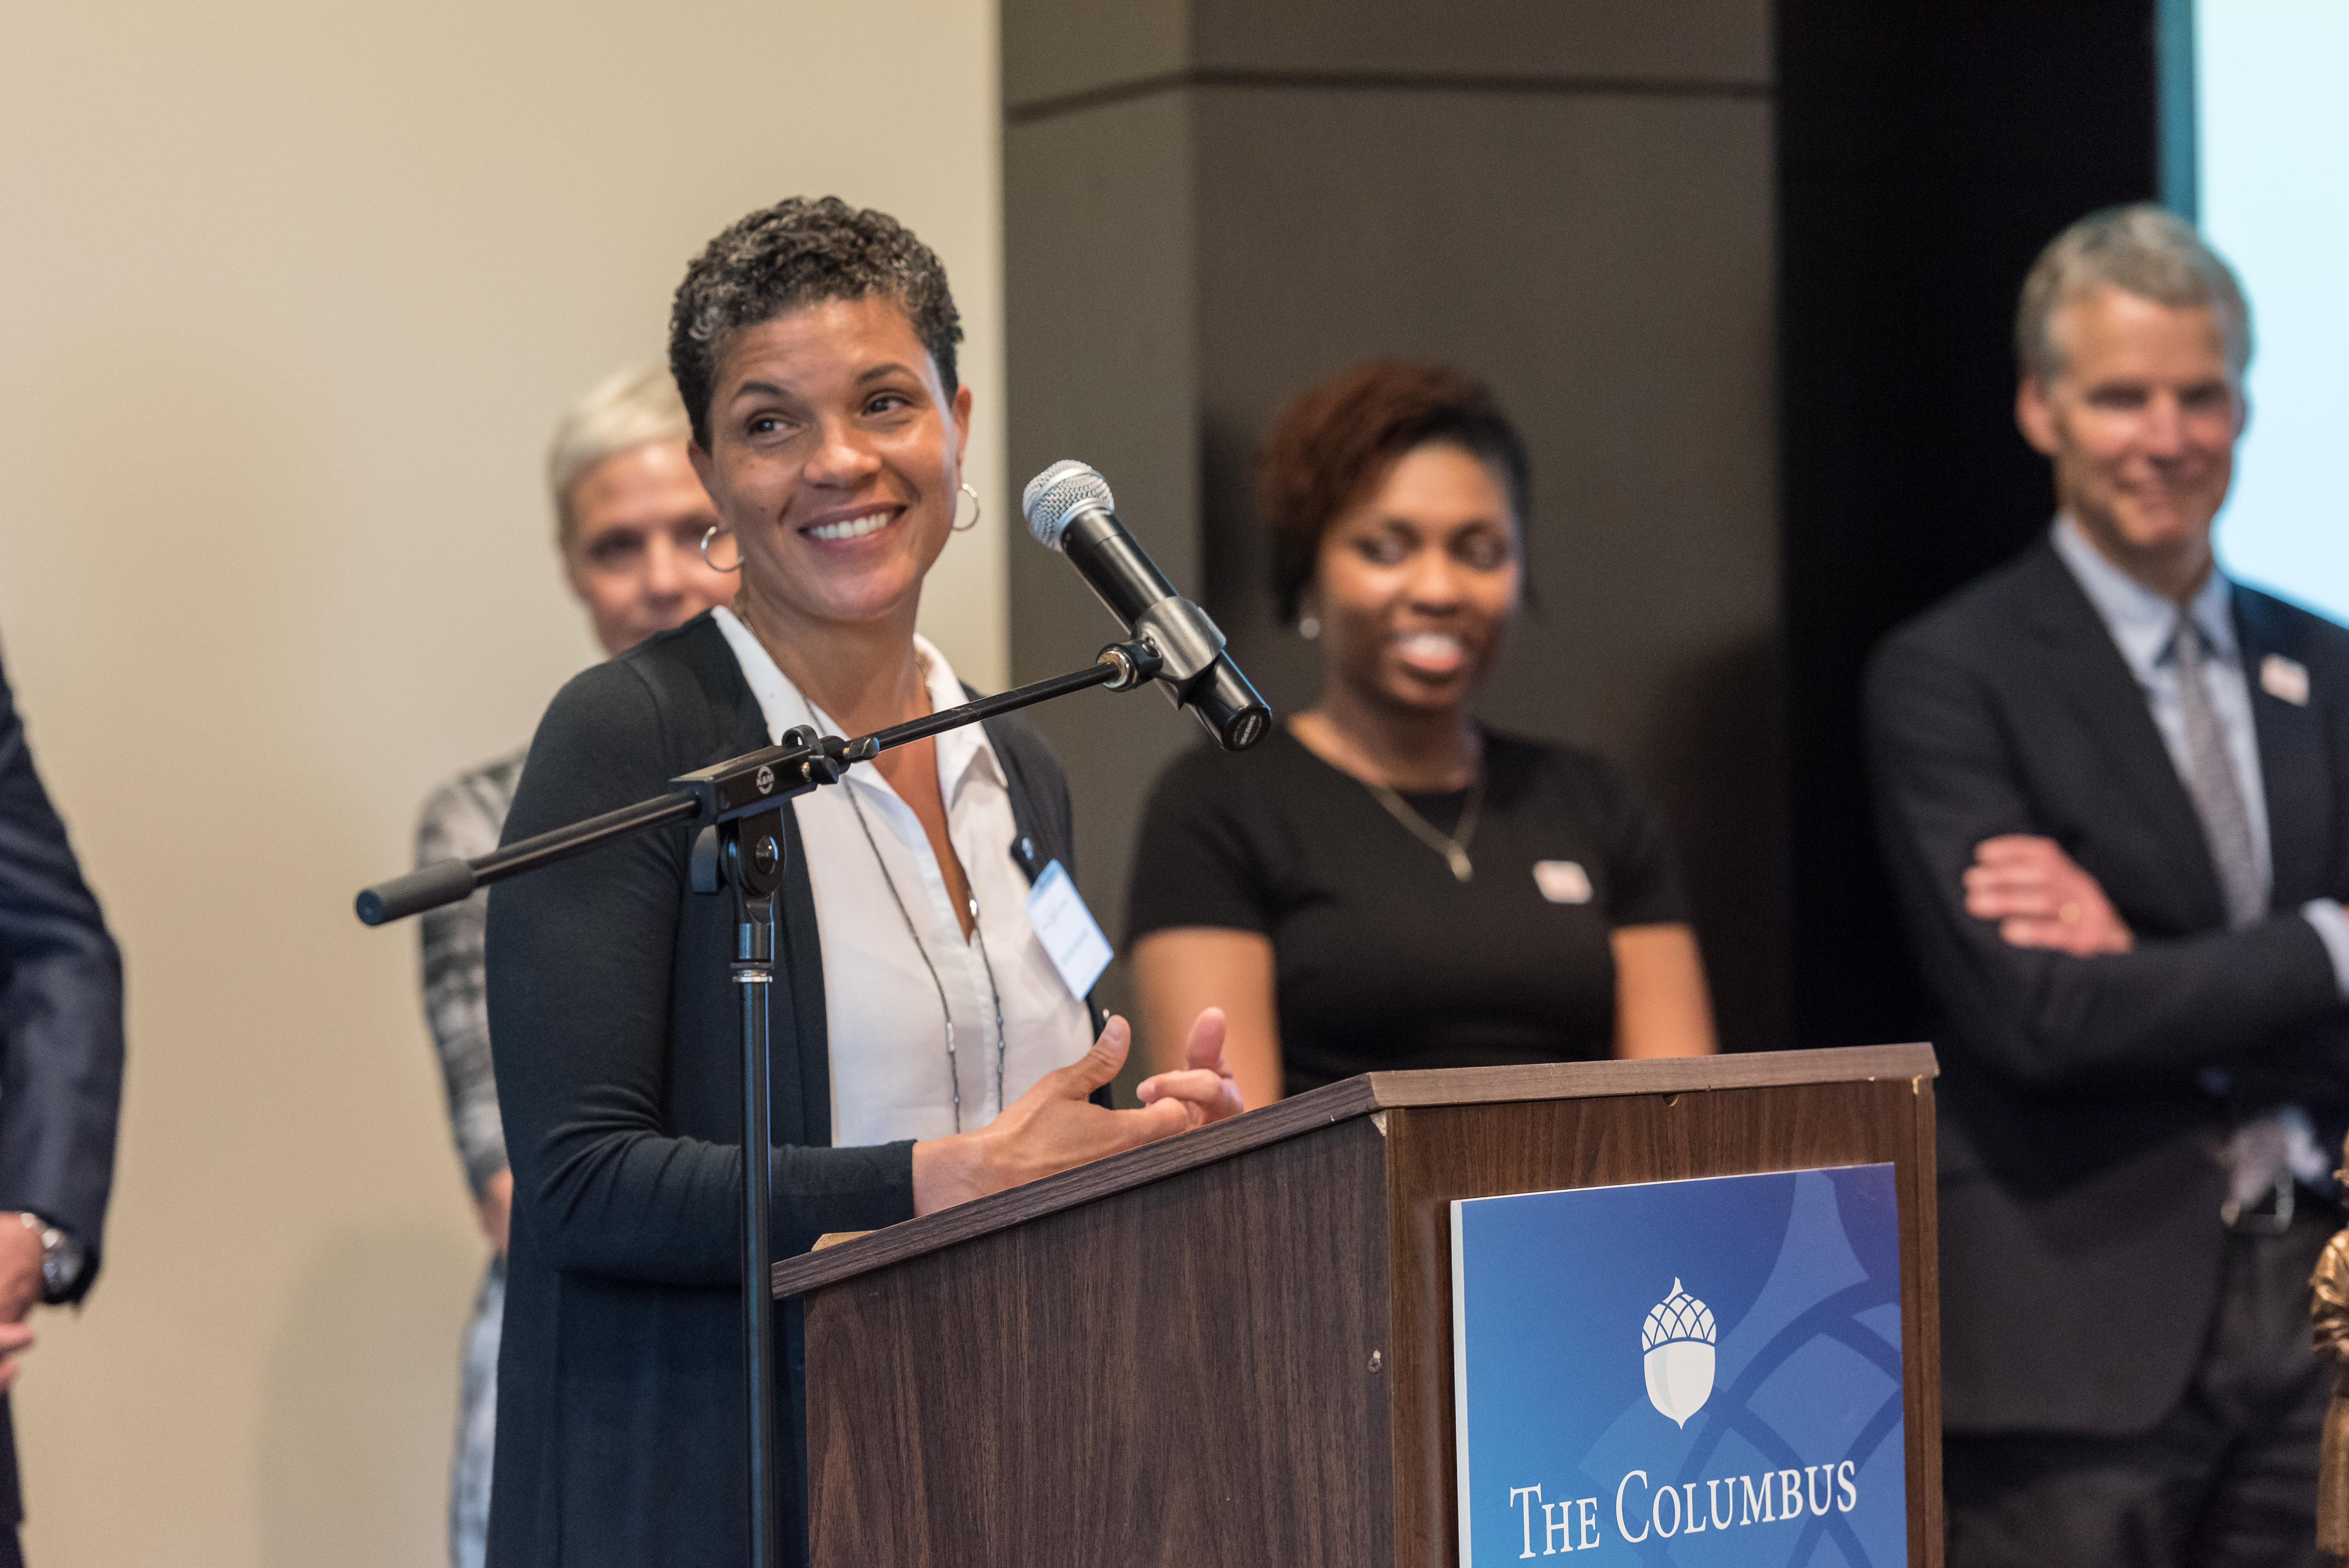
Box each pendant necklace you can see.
[1360,766,1486,882]
[842,780,1008,1132]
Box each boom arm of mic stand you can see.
[352,639,1163,927]
[850,636,1158,757]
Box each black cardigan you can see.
[483,613,1083,1567]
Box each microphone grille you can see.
[1020,460,1115,550]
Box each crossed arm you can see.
[1962,834,2134,957]
[1867,636,2342,1090]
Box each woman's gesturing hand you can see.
[1135,1007,1245,1128]
[909,1016,1196,1215]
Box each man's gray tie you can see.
[2172,613,2265,929]
[2174,613,2312,1228]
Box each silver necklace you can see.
[841,784,1008,1132]
[1359,766,1486,883]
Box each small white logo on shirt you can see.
[2262,654,2310,707]
[1534,860,1592,904]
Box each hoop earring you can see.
[700,525,740,573]
[952,482,983,534]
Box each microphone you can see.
[1021,460,1271,752]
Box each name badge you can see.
[2262,654,2310,706]
[1022,859,1113,1000]
[1535,860,1593,904]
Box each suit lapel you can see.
[2014,543,2230,927]
[2237,590,2334,908]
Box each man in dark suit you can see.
[1869,204,2349,1566]
[0,645,124,1567]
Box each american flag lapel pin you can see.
[2261,654,2310,706]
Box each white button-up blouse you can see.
[712,608,1096,1146]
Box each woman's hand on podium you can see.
[909,1015,1227,1215]
[1135,1006,1245,1129]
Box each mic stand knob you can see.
[1097,639,1164,692]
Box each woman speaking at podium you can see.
[482,197,1240,1567]
[1128,362,1716,1109]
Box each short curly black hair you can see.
[668,196,963,449]
[1259,361,1531,625]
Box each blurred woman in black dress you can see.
[1128,361,1715,1107]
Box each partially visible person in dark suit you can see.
[0,644,125,1568]
[1868,203,2349,1567]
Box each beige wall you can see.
[0,4,1004,1563]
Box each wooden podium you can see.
[773,1043,1941,1566]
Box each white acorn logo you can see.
[1641,1278,1716,1428]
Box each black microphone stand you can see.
[354,638,1164,1568]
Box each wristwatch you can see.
[15,1212,85,1303]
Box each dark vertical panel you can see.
[1777,0,2161,1048]
[1003,92,1199,1055]
[2158,0,2199,218]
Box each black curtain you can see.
[1777,0,2161,1046]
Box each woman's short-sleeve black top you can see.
[1126,724,1689,1096]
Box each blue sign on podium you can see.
[1449,1165,1907,1565]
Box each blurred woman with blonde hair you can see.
[413,361,739,1568]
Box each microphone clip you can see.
[1130,597,1226,684]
